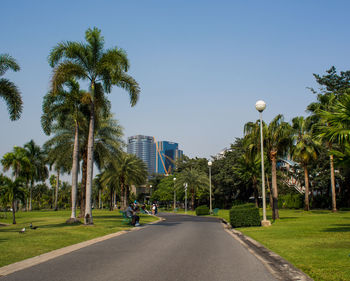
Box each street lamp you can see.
[208,160,213,214]
[173,177,176,210]
[255,100,271,227]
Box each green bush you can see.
[278,194,303,209]
[196,205,209,216]
[230,203,261,227]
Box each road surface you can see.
[1,213,277,281]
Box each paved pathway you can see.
[1,213,277,281]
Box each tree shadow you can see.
[278,217,299,220]
[323,224,350,232]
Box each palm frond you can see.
[0,78,23,120]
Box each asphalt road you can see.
[1,213,277,281]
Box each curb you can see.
[0,216,163,277]
[221,219,313,281]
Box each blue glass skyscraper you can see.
[155,141,183,175]
[127,135,155,176]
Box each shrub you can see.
[230,203,260,228]
[196,205,209,216]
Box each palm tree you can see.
[49,27,140,224]
[1,146,30,178]
[291,116,320,211]
[101,152,147,209]
[234,151,261,207]
[246,115,292,219]
[176,168,209,211]
[265,115,292,219]
[44,138,71,211]
[0,54,23,120]
[307,92,338,212]
[24,140,48,211]
[0,175,25,224]
[42,79,88,221]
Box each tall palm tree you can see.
[307,92,338,212]
[44,138,71,211]
[24,140,48,211]
[0,175,25,224]
[265,115,292,219]
[176,168,209,211]
[49,27,140,224]
[42,79,88,221]
[0,54,23,120]
[291,116,320,211]
[246,115,292,219]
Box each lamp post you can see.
[255,100,271,227]
[173,177,176,210]
[185,183,188,213]
[208,160,212,214]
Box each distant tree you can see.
[24,140,48,211]
[1,146,30,178]
[291,116,320,211]
[176,168,209,210]
[0,175,25,224]
[0,54,23,120]
[101,152,147,209]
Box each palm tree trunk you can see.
[99,189,101,209]
[271,152,279,220]
[29,180,33,211]
[70,122,79,220]
[54,169,59,211]
[85,101,95,225]
[79,150,87,218]
[113,189,116,209]
[124,186,128,209]
[330,154,337,212]
[191,189,195,211]
[12,199,16,224]
[253,176,259,208]
[109,188,113,211]
[266,174,273,209]
[304,164,310,211]
[26,179,29,211]
[120,182,125,209]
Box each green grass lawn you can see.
[0,209,158,267]
[236,209,350,281]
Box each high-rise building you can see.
[155,141,183,175]
[127,135,155,176]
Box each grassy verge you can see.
[0,209,158,267]
[237,209,350,281]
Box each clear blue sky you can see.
[2,0,350,163]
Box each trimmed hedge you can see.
[230,203,261,228]
[196,205,209,216]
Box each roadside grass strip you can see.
[0,209,158,267]
[236,209,350,281]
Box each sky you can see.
[2,0,350,167]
